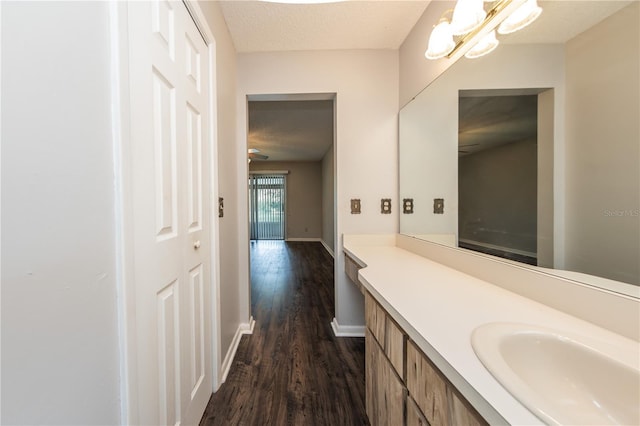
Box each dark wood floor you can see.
[200,241,368,426]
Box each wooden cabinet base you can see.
[363,290,488,426]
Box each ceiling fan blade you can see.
[248,152,268,160]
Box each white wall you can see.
[564,3,639,285]
[322,145,335,254]
[459,138,538,255]
[197,1,248,369]
[1,2,121,424]
[237,50,399,328]
[399,77,459,237]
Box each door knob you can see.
[193,240,201,249]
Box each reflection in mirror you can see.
[399,1,639,289]
[458,91,541,266]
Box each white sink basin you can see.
[471,322,640,425]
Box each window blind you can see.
[249,174,286,240]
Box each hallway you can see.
[200,241,368,425]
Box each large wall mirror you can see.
[399,1,639,294]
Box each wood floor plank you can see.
[200,241,368,426]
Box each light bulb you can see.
[425,20,456,60]
[465,30,499,58]
[498,0,542,35]
[450,0,487,36]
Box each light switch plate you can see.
[403,198,414,214]
[381,198,392,214]
[351,199,361,214]
[434,198,444,214]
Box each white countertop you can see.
[343,235,638,425]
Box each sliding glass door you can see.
[249,174,286,240]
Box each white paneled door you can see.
[128,1,212,424]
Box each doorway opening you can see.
[246,93,337,320]
[249,173,287,240]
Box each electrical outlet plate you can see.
[434,198,444,214]
[381,198,392,214]
[351,199,361,214]
[403,198,414,214]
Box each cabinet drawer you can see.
[406,340,448,426]
[365,292,406,378]
[385,317,405,379]
[365,292,386,347]
[345,254,364,294]
[366,329,405,426]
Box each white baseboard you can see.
[220,316,255,384]
[321,240,334,258]
[331,318,365,337]
[285,237,321,242]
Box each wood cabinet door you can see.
[366,329,379,424]
[378,355,405,426]
[366,328,405,426]
[365,292,386,346]
[406,341,448,426]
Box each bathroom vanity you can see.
[343,234,640,426]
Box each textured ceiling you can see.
[459,94,538,157]
[219,1,629,53]
[218,0,431,52]
[503,0,632,44]
[248,100,334,162]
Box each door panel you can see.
[188,264,205,397]
[157,281,181,426]
[128,1,212,424]
[186,104,202,232]
[152,69,178,240]
[152,0,175,59]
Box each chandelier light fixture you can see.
[425,0,542,60]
